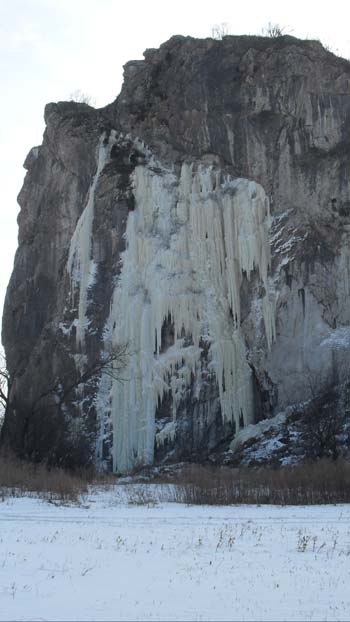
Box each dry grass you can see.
[150,459,350,505]
[0,453,115,503]
[2,452,350,506]
[124,485,159,506]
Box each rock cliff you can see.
[2,35,350,470]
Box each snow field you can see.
[1,486,350,621]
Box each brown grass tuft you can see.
[0,453,115,503]
[150,459,350,505]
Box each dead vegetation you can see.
[0,453,116,503]
[1,452,350,506]
[147,459,350,506]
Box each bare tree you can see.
[0,353,9,412]
[262,22,286,38]
[69,89,96,106]
[31,342,129,413]
[0,342,129,466]
[211,23,230,40]
[298,372,349,461]
[302,390,342,460]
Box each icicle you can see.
[106,158,275,472]
[67,130,117,347]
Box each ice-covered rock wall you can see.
[101,154,273,471]
[67,131,118,347]
[3,34,350,469]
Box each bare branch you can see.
[31,342,129,413]
[0,353,9,410]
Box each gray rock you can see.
[2,35,350,470]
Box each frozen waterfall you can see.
[106,159,275,472]
[67,131,117,347]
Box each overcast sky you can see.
[1,0,350,339]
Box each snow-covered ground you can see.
[1,485,350,621]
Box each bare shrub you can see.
[295,376,350,461]
[69,89,96,106]
[150,460,350,505]
[211,23,229,40]
[262,23,286,38]
[124,485,159,506]
[301,393,345,460]
[0,453,92,503]
[2,454,349,507]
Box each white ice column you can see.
[106,160,275,472]
[67,131,117,347]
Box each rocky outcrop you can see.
[2,35,350,470]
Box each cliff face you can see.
[2,35,350,470]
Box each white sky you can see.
[1,0,350,339]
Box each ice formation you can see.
[107,158,274,472]
[67,131,117,346]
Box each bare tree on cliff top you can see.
[211,23,229,40]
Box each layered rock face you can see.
[2,35,350,470]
